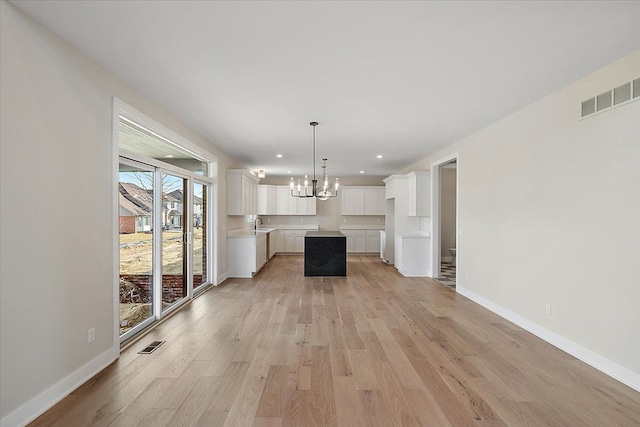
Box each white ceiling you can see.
[12,1,640,178]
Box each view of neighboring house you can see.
[163,192,182,229]
[118,183,152,233]
[119,182,199,233]
[168,189,204,229]
[118,193,150,233]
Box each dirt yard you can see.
[119,228,205,275]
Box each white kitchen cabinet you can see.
[383,175,404,199]
[364,188,385,215]
[365,229,380,253]
[343,230,364,253]
[256,233,267,271]
[276,187,289,215]
[273,229,285,254]
[341,188,365,215]
[284,230,295,252]
[293,230,306,252]
[257,185,277,215]
[273,186,318,215]
[268,231,277,260]
[341,186,385,215]
[353,233,366,252]
[341,228,382,253]
[227,169,259,215]
[228,233,267,278]
[394,233,431,277]
[407,171,430,217]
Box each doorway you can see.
[431,154,459,289]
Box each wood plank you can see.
[28,255,640,427]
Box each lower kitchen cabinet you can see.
[394,233,431,277]
[341,227,384,253]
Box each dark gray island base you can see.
[304,231,347,276]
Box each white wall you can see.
[0,2,244,423]
[440,168,457,258]
[403,50,640,383]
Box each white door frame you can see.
[430,152,459,285]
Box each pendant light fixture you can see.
[290,122,339,200]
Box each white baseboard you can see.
[217,272,229,285]
[456,286,640,393]
[1,346,118,427]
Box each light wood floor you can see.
[31,255,640,426]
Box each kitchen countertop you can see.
[395,231,431,238]
[339,225,385,230]
[305,231,346,238]
[228,228,275,238]
[264,224,319,230]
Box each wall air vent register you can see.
[581,77,639,118]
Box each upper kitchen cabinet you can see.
[265,185,316,215]
[341,186,385,215]
[407,171,430,217]
[364,187,385,215]
[257,185,277,215]
[227,169,259,215]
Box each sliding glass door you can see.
[193,181,209,293]
[118,161,156,337]
[161,172,188,312]
[117,108,215,343]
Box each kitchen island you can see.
[304,231,347,276]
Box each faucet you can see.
[254,217,263,231]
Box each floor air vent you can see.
[138,340,165,354]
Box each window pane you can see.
[119,163,154,335]
[119,119,208,175]
[194,182,207,290]
[162,173,187,310]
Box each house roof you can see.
[119,182,153,213]
[119,193,148,217]
[168,189,202,205]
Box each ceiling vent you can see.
[580,77,639,118]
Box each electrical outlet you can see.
[545,304,552,316]
[88,327,95,343]
[267,218,270,222]
[377,218,380,223]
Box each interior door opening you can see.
[431,154,458,290]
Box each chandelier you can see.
[290,122,339,201]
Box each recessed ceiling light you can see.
[165,155,174,158]
[376,155,383,159]
[359,170,365,174]
[276,154,283,158]
[287,170,292,174]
